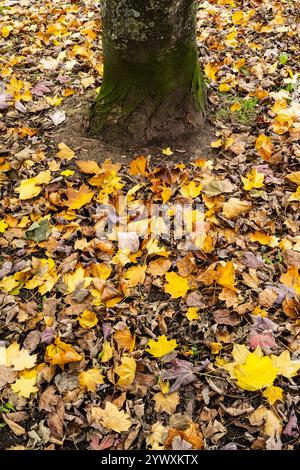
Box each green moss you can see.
[215,95,259,126]
[90,40,206,133]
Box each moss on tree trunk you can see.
[89,0,206,145]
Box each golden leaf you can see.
[249,232,279,247]
[241,168,264,190]
[164,272,189,298]
[45,338,83,366]
[270,351,300,378]
[79,368,104,392]
[146,335,177,358]
[129,156,147,176]
[234,352,277,391]
[115,356,136,387]
[11,376,38,398]
[16,170,51,200]
[65,184,94,210]
[186,307,199,321]
[114,329,135,352]
[78,310,98,329]
[263,386,283,405]
[204,63,220,81]
[180,181,202,199]
[63,266,92,294]
[255,135,273,161]
[280,266,300,296]
[76,160,101,174]
[100,341,114,363]
[286,171,300,186]
[56,142,75,160]
[216,261,236,291]
[153,392,180,414]
[90,402,131,433]
[222,198,251,219]
[124,265,146,288]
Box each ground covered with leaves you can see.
[0,0,300,451]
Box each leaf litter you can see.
[0,0,300,451]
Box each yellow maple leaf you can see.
[222,198,251,219]
[211,139,223,148]
[65,184,94,210]
[115,356,136,387]
[124,265,146,288]
[289,186,300,202]
[16,170,51,200]
[45,338,83,366]
[230,102,242,112]
[255,135,273,161]
[114,329,135,352]
[153,391,180,414]
[242,168,264,190]
[162,147,173,156]
[61,170,74,177]
[63,266,92,294]
[78,310,98,329]
[57,142,75,160]
[3,342,37,371]
[186,307,199,321]
[164,272,189,298]
[99,341,114,362]
[90,402,132,433]
[146,335,177,358]
[280,266,300,296]
[271,351,300,378]
[2,25,13,38]
[129,156,148,176]
[180,181,202,199]
[216,261,236,291]
[11,376,38,398]
[263,385,283,405]
[204,63,220,81]
[286,171,300,186]
[234,352,277,391]
[0,219,8,233]
[79,368,104,392]
[76,160,101,174]
[272,113,293,134]
[249,232,279,247]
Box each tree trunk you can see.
[89,0,206,145]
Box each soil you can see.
[47,92,215,167]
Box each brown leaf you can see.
[213,309,240,326]
[2,414,26,436]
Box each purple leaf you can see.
[31,80,53,96]
[252,315,278,332]
[283,409,299,437]
[241,252,265,269]
[0,92,12,110]
[41,327,55,344]
[161,359,199,392]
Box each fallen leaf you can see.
[115,356,136,387]
[79,368,104,392]
[146,335,177,358]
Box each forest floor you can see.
[0,0,300,451]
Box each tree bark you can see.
[89,0,206,145]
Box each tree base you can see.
[90,92,205,146]
[89,40,207,145]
